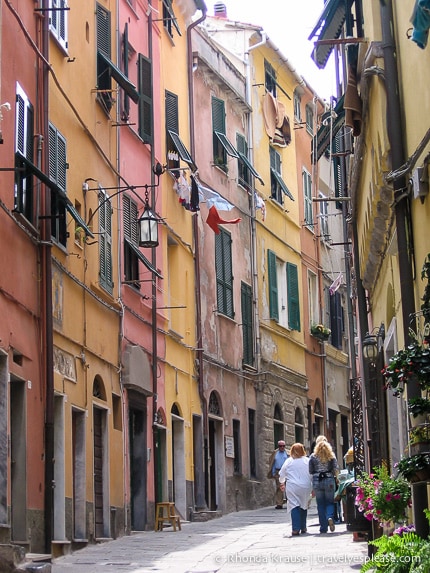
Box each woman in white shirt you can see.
[279,443,313,536]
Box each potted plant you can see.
[310,323,331,341]
[360,515,430,573]
[396,453,430,483]
[409,425,430,454]
[355,465,411,525]
[381,340,430,396]
[408,396,430,426]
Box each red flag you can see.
[206,206,242,234]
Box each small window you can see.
[267,250,300,331]
[48,123,67,247]
[14,84,34,222]
[163,0,181,38]
[270,147,293,203]
[303,168,313,227]
[123,195,140,288]
[305,104,314,134]
[294,91,301,121]
[215,228,234,318]
[49,0,68,51]
[99,187,113,293]
[212,97,227,172]
[241,282,254,366]
[264,60,277,97]
[319,193,329,239]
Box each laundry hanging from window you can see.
[262,92,291,148]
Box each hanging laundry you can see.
[193,176,235,211]
[205,205,242,234]
[173,171,191,209]
[254,193,266,221]
[410,0,430,49]
[262,92,291,147]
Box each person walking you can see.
[278,443,312,536]
[309,435,339,534]
[267,439,289,509]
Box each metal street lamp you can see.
[139,196,159,248]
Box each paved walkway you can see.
[52,501,370,572]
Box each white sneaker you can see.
[328,517,335,532]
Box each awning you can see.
[271,169,294,201]
[98,51,140,103]
[125,238,162,278]
[238,152,264,185]
[168,130,196,168]
[308,0,348,69]
[311,95,345,164]
[215,132,239,158]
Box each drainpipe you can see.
[147,1,160,514]
[380,2,416,350]
[187,0,207,512]
[245,32,267,374]
[379,0,426,536]
[41,0,54,554]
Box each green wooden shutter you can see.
[212,97,226,165]
[215,229,233,317]
[138,54,152,143]
[268,250,278,320]
[99,190,113,292]
[287,262,300,331]
[241,282,253,366]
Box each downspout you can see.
[245,32,267,373]
[380,2,416,350]
[41,0,54,554]
[379,0,423,536]
[187,0,207,511]
[147,1,160,513]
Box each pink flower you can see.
[385,493,393,501]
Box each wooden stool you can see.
[155,502,181,531]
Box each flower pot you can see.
[410,442,430,455]
[411,468,430,483]
[410,413,428,427]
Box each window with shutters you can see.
[49,0,68,51]
[308,270,318,328]
[303,168,313,227]
[264,60,277,97]
[138,54,152,143]
[163,0,181,38]
[123,195,140,288]
[319,192,329,239]
[294,90,301,121]
[166,91,179,173]
[48,123,67,246]
[241,282,254,366]
[268,250,300,331]
[236,134,250,188]
[305,104,313,135]
[270,147,283,204]
[14,83,34,223]
[99,187,113,293]
[212,97,227,172]
[96,3,113,112]
[329,289,344,350]
[215,228,234,318]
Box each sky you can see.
[213,0,337,101]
